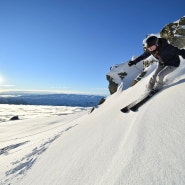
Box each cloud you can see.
[0,84,15,87]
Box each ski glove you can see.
[128,60,136,66]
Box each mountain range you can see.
[0,92,104,107]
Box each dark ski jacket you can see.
[133,38,185,67]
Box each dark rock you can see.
[98,97,106,105]
[106,75,119,94]
[10,116,19,121]
[160,16,185,48]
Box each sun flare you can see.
[0,75,4,84]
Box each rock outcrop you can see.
[106,62,143,94]
[160,16,185,48]
[10,116,19,121]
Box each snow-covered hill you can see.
[0,58,185,185]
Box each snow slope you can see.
[0,58,185,185]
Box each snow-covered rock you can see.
[106,61,143,94]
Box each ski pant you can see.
[147,64,177,91]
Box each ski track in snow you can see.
[0,111,86,185]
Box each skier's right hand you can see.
[128,60,136,66]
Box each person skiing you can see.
[128,35,185,94]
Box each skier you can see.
[128,35,185,94]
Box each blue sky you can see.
[0,0,184,95]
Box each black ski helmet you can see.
[145,36,158,48]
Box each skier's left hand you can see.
[128,60,136,66]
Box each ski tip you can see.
[120,107,129,113]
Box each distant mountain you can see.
[0,93,104,107]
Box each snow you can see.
[106,61,143,89]
[1,58,185,185]
[0,104,88,122]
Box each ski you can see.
[120,90,159,113]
